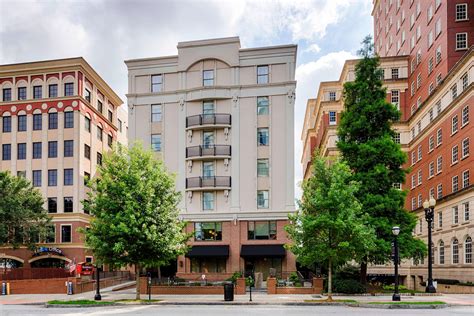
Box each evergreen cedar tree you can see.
[286,156,376,300]
[336,36,426,282]
[82,143,190,299]
[0,171,51,250]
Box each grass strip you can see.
[48,300,115,305]
[304,299,358,303]
[114,299,161,303]
[367,301,446,305]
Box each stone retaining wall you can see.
[139,277,246,295]
[267,277,323,295]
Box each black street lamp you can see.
[423,197,437,293]
[94,265,102,301]
[392,226,401,302]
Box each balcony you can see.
[186,145,231,159]
[186,114,231,130]
[186,176,231,191]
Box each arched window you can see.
[465,236,472,264]
[452,238,459,264]
[439,240,444,264]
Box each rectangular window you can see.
[203,70,214,86]
[391,68,399,79]
[202,162,214,178]
[48,112,58,129]
[97,126,103,141]
[418,145,422,160]
[194,222,222,241]
[17,143,26,160]
[428,58,434,75]
[418,170,422,185]
[84,144,91,159]
[151,134,161,152]
[257,159,269,177]
[61,225,72,243]
[329,111,337,125]
[437,128,442,146]
[151,74,162,92]
[429,136,434,151]
[456,33,468,50]
[456,4,468,21]
[202,192,214,210]
[257,65,269,84]
[437,184,443,199]
[411,198,416,210]
[33,114,42,130]
[2,144,11,160]
[436,46,442,64]
[203,101,215,115]
[64,83,74,96]
[257,128,269,146]
[48,141,57,158]
[452,175,459,193]
[85,116,91,132]
[84,172,90,186]
[411,151,416,165]
[97,153,102,166]
[2,116,11,132]
[64,197,73,213]
[452,115,458,134]
[437,156,443,173]
[462,170,470,188]
[453,206,459,224]
[64,140,73,157]
[64,111,74,128]
[464,202,470,221]
[48,84,58,98]
[438,211,443,228]
[391,90,399,109]
[452,145,459,164]
[418,194,422,208]
[45,225,55,243]
[48,169,57,187]
[462,106,469,126]
[430,187,435,198]
[32,142,42,159]
[411,174,416,188]
[452,84,458,100]
[429,162,435,178]
[248,221,276,240]
[97,100,103,113]
[257,190,269,208]
[462,138,470,158]
[429,108,434,122]
[32,170,42,187]
[393,133,400,144]
[3,88,12,101]
[151,104,162,122]
[64,168,73,186]
[108,110,113,122]
[462,73,469,91]
[84,89,91,102]
[18,87,27,100]
[33,86,42,99]
[257,97,269,115]
[47,198,57,213]
[108,134,113,147]
[329,91,336,101]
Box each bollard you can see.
[67,281,73,295]
[1,282,6,295]
[6,282,10,295]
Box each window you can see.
[411,151,416,165]
[452,145,459,164]
[32,85,42,99]
[3,88,11,101]
[462,138,470,158]
[411,174,416,188]
[329,91,336,101]
[456,4,468,21]
[64,169,73,186]
[194,222,222,241]
[61,225,72,243]
[84,144,91,159]
[64,140,73,157]
[393,133,400,144]
[97,100,103,113]
[33,114,42,130]
[428,31,434,48]
[456,33,468,50]
[151,134,161,152]
[85,116,91,132]
[257,190,269,208]
[418,170,422,185]
[45,225,55,243]
[452,239,459,264]
[257,97,269,115]
[2,116,11,132]
[462,106,469,126]
[462,73,469,91]
[32,170,41,187]
[452,175,459,193]
[391,90,399,109]
[429,83,434,95]
[436,0,441,9]
[191,258,226,273]
[203,101,215,115]
[97,126,103,141]
[17,87,27,100]
[248,221,276,240]
[452,115,459,134]
[64,83,74,96]
[64,197,73,213]
[48,141,57,158]
[429,162,435,178]
[151,104,162,122]
[33,142,42,159]
[462,170,470,188]
[466,237,473,264]
[411,198,416,210]
[429,108,434,122]
[108,110,113,122]
[17,143,26,160]
[437,156,443,173]
[202,162,214,178]
[429,136,434,151]
[257,128,269,146]
[64,111,74,128]
[435,19,442,37]
[84,172,90,186]
[84,89,91,102]
[203,70,214,86]
[452,84,458,100]
[411,82,415,96]
[389,68,398,79]
[257,65,269,84]
[464,202,470,221]
[118,119,122,132]
[437,128,442,146]
[436,46,442,64]
[438,212,443,228]
[108,134,113,147]
[439,240,445,264]
[47,198,57,213]
[2,144,11,160]
[202,192,214,210]
[151,75,162,92]
[48,112,58,129]
[48,169,57,187]
[257,159,269,177]
[427,5,433,21]
[418,194,422,208]
[437,183,443,199]
[48,84,58,98]
[97,153,102,166]
[417,73,421,89]
[418,145,422,160]
[329,111,337,125]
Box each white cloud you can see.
[304,44,321,53]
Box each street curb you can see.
[348,303,450,309]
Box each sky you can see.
[0,0,373,199]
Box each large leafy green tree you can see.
[286,156,375,300]
[82,143,190,299]
[337,36,425,283]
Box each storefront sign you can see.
[33,246,64,257]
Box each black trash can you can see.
[224,283,234,301]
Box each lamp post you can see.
[392,226,401,302]
[94,265,101,301]
[423,197,437,293]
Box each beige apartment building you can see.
[0,57,126,268]
[125,37,297,281]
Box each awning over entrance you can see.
[185,245,229,258]
[240,244,286,258]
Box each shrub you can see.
[332,279,366,294]
[226,272,243,284]
[382,284,408,291]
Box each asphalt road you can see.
[1,305,474,316]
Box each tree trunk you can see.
[135,263,141,300]
[327,258,333,302]
[360,259,367,286]
[158,266,161,280]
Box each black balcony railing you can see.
[186,176,231,189]
[186,145,231,158]
[186,114,231,128]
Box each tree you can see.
[337,36,426,283]
[82,143,190,299]
[286,156,375,300]
[0,171,51,250]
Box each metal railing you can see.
[186,114,231,128]
[186,145,231,158]
[186,176,231,189]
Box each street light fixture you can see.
[392,226,401,302]
[423,197,437,293]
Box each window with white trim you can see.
[418,194,423,208]
[462,138,470,158]
[439,240,445,264]
[417,73,422,89]
[430,187,435,198]
[456,33,468,50]
[411,174,416,188]
[452,84,458,99]
[452,175,459,193]
[329,111,337,125]
[418,170,422,185]
[329,91,336,101]
[452,239,459,264]
[438,212,443,228]
[437,183,443,199]
[436,100,442,115]
[418,145,422,160]
[429,108,434,122]
[452,115,459,134]
[393,132,400,144]
[462,170,470,188]
[429,83,434,95]
[455,4,468,21]
[462,105,469,126]
[428,31,434,48]
[391,90,399,109]
[464,202,470,221]
[429,161,435,178]
[412,198,417,210]
[437,156,443,173]
[453,206,459,224]
[466,236,472,264]
[411,151,416,165]
[435,19,442,37]
[428,57,434,74]
[436,73,442,86]
[452,145,459,164]
[462,73,469,91]
[436,128,442,146]
[436,46,442,64]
